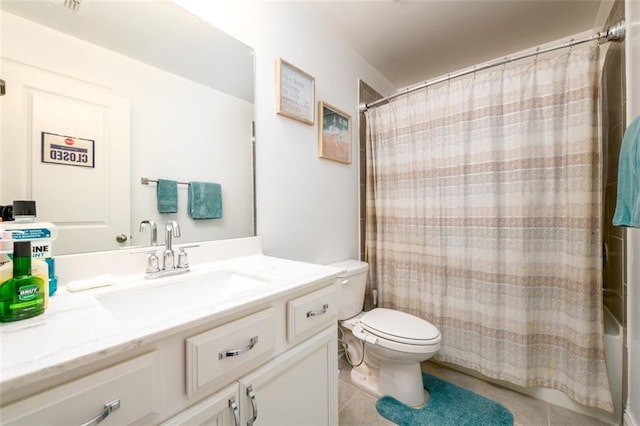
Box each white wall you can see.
[174,0,395,264]
[0,12,254,249]
[175,2,640,421]
[625,2,640,425]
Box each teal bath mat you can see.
[376,373,514,426]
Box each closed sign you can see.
[41,132,95,168]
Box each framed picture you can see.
[275,58,315,125]
[318,101,351,164]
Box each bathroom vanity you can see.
[0,237,341,425]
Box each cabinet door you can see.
[238,326,337,426]
[161,383,240,426]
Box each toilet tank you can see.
[329,259,369,320]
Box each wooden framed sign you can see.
[318,101,351,164]
[276,58,315,125]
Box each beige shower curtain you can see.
[365,44,612,411]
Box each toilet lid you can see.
[360,308,440,345]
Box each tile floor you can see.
[338,356,613,426]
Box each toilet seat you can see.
[353,308,441,354]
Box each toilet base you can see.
[350,361,428,408]
[350,363,380,396]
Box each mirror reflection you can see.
[0,0,255,255]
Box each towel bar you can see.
[141,177,189,186]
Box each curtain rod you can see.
[361,19,625,112]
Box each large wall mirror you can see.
[0,0,255,255]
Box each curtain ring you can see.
[534,47,540,63]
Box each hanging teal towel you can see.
[157,179,178,214]
[613,116,640,227]
[188,181,223,219]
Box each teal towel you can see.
[188,181,222,219]
[157,179,178,214]
[613,116,640,227]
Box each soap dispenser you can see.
[0,240,46,322]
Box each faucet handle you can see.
[177,248,189,269]
[146,251,160,273]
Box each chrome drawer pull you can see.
[229,396,240,426]
[306,303,329,318]
[246,385,258,426]
[81,399,121,426]
[219,336,259,360]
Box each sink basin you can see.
[96,269,270,321]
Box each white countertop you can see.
[0,246,343,393]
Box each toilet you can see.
[331,259,441,407]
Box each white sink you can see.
[96,269,270,321]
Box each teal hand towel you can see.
[157,179,178,214]
[188,181,223,219]
[613,116,640,227]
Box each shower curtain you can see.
[365,44,612,411]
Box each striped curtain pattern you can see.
[364,44,612,411]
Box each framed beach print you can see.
[275,58,315,125]
[318,101,351,164]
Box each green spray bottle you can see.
[0,240,46,322]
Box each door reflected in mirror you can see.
[0,0,255,255]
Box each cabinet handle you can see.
[80,399,121,426]
[306,304,329,318]
[229,396,240,426]
[219,336,259,360]
[246,385,258,426]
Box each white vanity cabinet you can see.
[0,253,340,426]
[168,282,338,426]
[164,326,337,426]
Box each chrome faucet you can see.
[139,220,159,274]
[139,220,157,246]
[162,220,181,271]
[132,220,197,279]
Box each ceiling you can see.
[2,0,608,98]
[303,1,606,90]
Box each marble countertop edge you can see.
[0,254,345,392]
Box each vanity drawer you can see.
[186,307,276,396]
[1,351,161,426]
[287,284,336,343]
